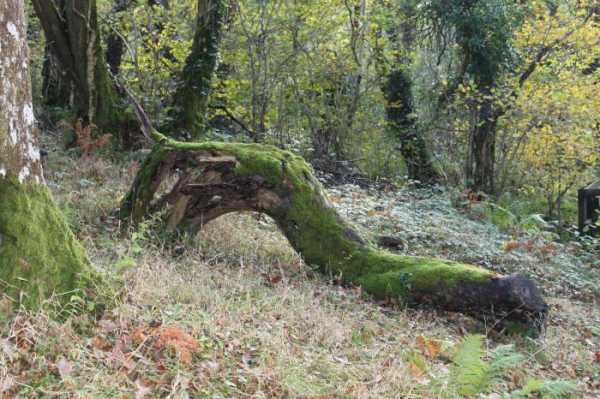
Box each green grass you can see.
[0,137,598,398]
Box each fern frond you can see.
[448,334,488,397]
[444,337,572,399]
[487,344,525,382]
[507,378,576,399]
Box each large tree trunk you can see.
[0,0,96,307]
[383,69,439,185]
[31,0,136,145]
[379,1,439,185]
[41,43,72,108]
[168,0,226,140]
[466,93,498,194]
[120,131,548,333]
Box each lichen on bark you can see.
[0,0,102,309]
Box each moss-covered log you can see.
[121,133,548,332]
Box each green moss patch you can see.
[0,176,97,308]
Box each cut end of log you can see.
[454,273,549,334]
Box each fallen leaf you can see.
[156,360,167,374]
[132,326,149,344]
[416,335,427,352]
[130,324,200,365]
[178,349,193,365]
[57,357,72,379]
[91,336,112,351]
[135,378,152,399]
[425,339,441,359]
[408,362,424,379]
[504,241,520,252]
[416,335,441,359]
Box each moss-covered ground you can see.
[0,134,597,397]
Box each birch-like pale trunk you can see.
[0,1,97,308]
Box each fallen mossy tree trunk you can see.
[120,132,548,333]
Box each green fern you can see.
[504,378,577,399]
[487,344,527,383]
[448,335,487,397]
[441,335,575,399]
[446,335,524,398]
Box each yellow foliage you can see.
[509,0,600,209]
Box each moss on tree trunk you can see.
[167,0,227,140]
[1,0,102,310]
[0,178,98,308]
[32,0,138,147]
[383,69,439,185]
[121,133,548,333]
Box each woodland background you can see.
[0,0,599,397]
[29,0,600,225]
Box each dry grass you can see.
[1,141,599,398]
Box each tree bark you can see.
[105,0,136,76]
[41,43,72,108]
[379,0,439,185]
[0,0,96,308]
[120,132,548,333]
[31,0,136,144]
[465,92,498,194]
[383,69,439,185]
[168,0,227,140]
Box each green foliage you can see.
[31,0,600,221]
[484,202,549,233]
[504,378,577,399]
[119,1,195,102]
[115,216,155,273]
[422,0,522,86]
[446,335,510,397]
[430,334,577,398]
[117,199,185,274]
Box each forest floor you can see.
[1,136,599,398]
